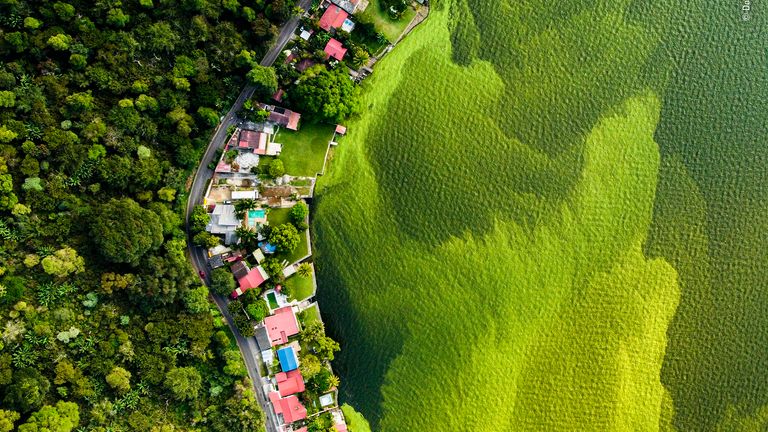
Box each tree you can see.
[0,91,14,108]
[210,267,235,296]
[165,367,202,401]
[222,350,247,377]
[246,65,278,98]
[157,187,176,202]
[105,366,131,394]
[292,66,360,122]
[4,368,50,412]
[0,410,19,432]
[268,158,285,178]
[41,247,85,277]
[245,300,268,321]
[290,201,308,229]
[190,205,210,233]
[297,262,312,278]
[184,285,210,313]
[47,34,72,51]
[193,231,220,248]
[17,401,79,432]
[299,353,322,378]
[269,223,300,253]
[91,198,163,266]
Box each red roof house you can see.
[319,6,348,31]
[276,369,305,397]
[238,130,268,154]
[264,307,300,346]
[324,38,347,61]
[238,265,269,290]
[269,392,307,424]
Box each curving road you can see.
[185,4,311,431]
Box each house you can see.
[269,392,307,424]
[299,29,312,40]
[330,0,358,14]
[276,369,305,397]
[277,346,299,372]
[255,325,275,365]
[264,306,300,346]
[324,38,347,61]
[231,260,250,280]
[206,204,240,245]
[319,5,348,31]
[236,265,270,293]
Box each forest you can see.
[0,0,297,430]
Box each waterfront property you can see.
[265,306,301,346]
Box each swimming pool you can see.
[248,209,266,226]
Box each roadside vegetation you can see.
[0,0,298,429]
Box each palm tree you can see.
[234,199,256,218]
[327,375,340,390]
[235,227,258,249]
[297,262,312,278]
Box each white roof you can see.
[232,190,258,200]
[319,394,334,407]
[300,30,311,40]
[266,142,282,156]
[282,264,297,278]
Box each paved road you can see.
[185,6,312,431]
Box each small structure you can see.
[330,0,358,14]
[206,204,240,245]
[264,306,300,346]
[276,369,305,397]
[231,260,250,280]
[208,254,225,269]
[299,29,313,40]
[296,59,316,73]
[319,393,335,407]
[319,5,348,31]
[331,409,348,432]
[232,190,258,200]
[273,89,285,102]
[269,393,307,424]
[324,38,347,61]
[335,124,347,135]
[252,248,266,264]
[277,346,299,372]
[341,18,355,33]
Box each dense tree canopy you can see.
[291,65,360,122]
[0,0,291,429]
[246,65,279,99]
[269,223,300,253]
[91,198,163,266]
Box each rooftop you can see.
[255,325,272,351]
[237,265,269,291]
[324,38,348,61]
[269,392,307,424]
[231,260,250,280]
[276,369,305,397]
[277,346,299,372]
[319,5,348,31]
[264,306,300,346]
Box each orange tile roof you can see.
[319,6,348,31]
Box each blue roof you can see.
[277,347,298,372]
[259,242,277,254]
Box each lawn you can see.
[274,123,335,177]
[298,303,322,324]
[356,0,416,43]
[309,0,710,430]
[268,207,310,264]
[285,273,315,302]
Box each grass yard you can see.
[298,303,322,324]
[286,273,315,301]
[274,123,335,176]
[268,208,310,264]
[356,0,416,43]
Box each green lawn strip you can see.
[298,303,322,324]
[274,123,335,176]
[267,207,310,263]
[286,274,315,302]
[356,0,416,42]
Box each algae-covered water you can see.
[313,0,767,430]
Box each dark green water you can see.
[646,2,768,430]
